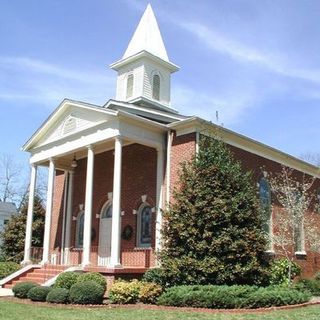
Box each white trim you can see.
[43,266,83,287]
[169,118,320,178]
[136,202,152,248]
[0,265,41,288]
[195,130,200,154]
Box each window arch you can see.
[137,203,152,247]
[259,177,272,246]
[62,116,77,135]
[126,74,134,99]
[75,211,84,248]
[152,74,160,101]
[101,202,112,219]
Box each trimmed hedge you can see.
[157,285,311,309]
[12,282,38,299]
[77,272,106,291]
[46,287,69,304]
[294,279,320,296]
[69,281,104,305]
[109,280,142,304]
[54,271,80,290]
[139,282,163,304]
[109,280,162,304]
[0,262,20,280]
[27,286,51,302]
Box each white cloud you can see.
[0,56,115,107]
[178,21,320,86]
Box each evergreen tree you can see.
[0,195,45,263]
[159,136,268,286]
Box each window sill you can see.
[264,250,275,256]
[295,251,307,256]
[134,247,153,251]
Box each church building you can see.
[1,4,320,288]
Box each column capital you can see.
[86,144,94,151]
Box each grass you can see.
[1,299,320,320]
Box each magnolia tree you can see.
[269,166,319,283]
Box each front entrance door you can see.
[98,203,112,266]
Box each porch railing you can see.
[30,246,156,268]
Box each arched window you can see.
[75,211,84,248]
[152,74,160,101]
[101,202,112,219]
[126,74,134,99]
[137,204,152,247]
[62,117,77,135]
[259,177,272,246]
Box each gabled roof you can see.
[22,99,118,151]
[0,202,17,215]
[123,4,169,62]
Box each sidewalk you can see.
[0,288,13,297]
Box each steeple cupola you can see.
[110,4,179,112]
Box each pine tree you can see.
[0,195,45,263]
[159,136,268,285]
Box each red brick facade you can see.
[49,132,320,278]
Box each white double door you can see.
[98,214,112,266]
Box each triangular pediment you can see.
[23,99,117,151]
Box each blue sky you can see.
[1,0,320,172]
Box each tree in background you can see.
[0,195,45,263]
[159,136,268,286]
[269,167,318,283]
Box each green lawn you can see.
[1,299,320,320]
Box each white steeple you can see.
[123,4,169,62]
[110,4,179,112]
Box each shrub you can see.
[269,259,301,285]
[46,287,69,304]
[69,281,104,305]
[294,279,320,296]
[139,282,163,304]
[109,280,143,304]
[159,136,269,286]
[12,282,38,299]
[0,262,20,280]
[314,272,320,281]
[157,284,311,309]
[27,286,51,302]
[142,268,169,287]
[76,272,106,291]
[54,271,80,290]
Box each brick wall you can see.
[50,143,157,266]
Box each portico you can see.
[22,99,167,269]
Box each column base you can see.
[21,260,32,266]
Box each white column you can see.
[155,148,164,253]
[82,146,94,266]
[60,172,68,265]
[64,171,74,249]
[110,137,123,267]
[42,159,55,264]
[22,164,37,265]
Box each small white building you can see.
[0,202,17,243]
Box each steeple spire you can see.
[123,4,169,62]
[110,4,179,112]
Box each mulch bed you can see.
[1,296,320,314]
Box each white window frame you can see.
[136,202,152,248]
[75,210,84,248]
